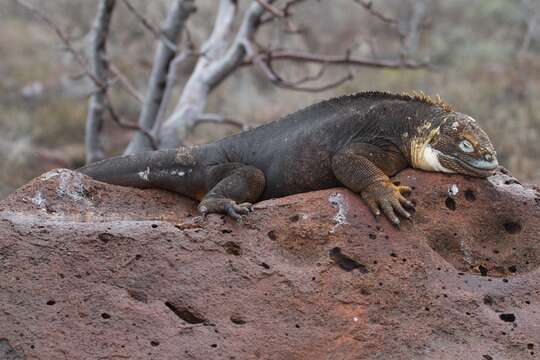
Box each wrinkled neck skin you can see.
[406,112,453,173]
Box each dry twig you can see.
[120,0,178,52]
[352,0,398,26]
[245,48,429,69]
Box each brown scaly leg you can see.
[198,163,266,221]
[332,142,414,227]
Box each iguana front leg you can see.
[332,142,414,226]
[198,163,266,220]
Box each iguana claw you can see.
[361,181,414,227]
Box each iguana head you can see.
[414,112,498,177]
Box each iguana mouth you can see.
[435,145,498,177]
[455,157,498,177]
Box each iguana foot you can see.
[361,180,414,227]
[198,198,253,221]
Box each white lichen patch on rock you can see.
[329,192,349,234]
[57,169,92,205]
[41,170,61,180]
[31,191,46,209]
[448,184,459,196]
[459,238,473,265]
[138,167,150,181]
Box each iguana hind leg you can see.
[198,163,266,220]
[332,142,414,227]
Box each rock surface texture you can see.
[0,168,539,360]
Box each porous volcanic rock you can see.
[0,168,539,360]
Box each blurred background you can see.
[1,0,539,199]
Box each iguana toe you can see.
[237,202,253,212]
[361,181,413,227]
[198,198,252,221]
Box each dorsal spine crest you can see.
[335,90,453,113]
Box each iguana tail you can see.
[78,148,202,196]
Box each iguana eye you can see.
[459,139,474,153]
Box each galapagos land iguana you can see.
[79,91,498,226]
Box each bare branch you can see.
[120,0,178,52]
[282,0,307,13]
[260,0,307,24]
[353,0,398,26]
[244,48,429,69]
[85,0,116,164]
[353,0,430,59]
[108,63,144,103]
[520,18,539,56]
[203,1,269,87]
[153,50,194,137]
[286,65,327,85]
[519,0,540,57]
[255,0,285,18]
[400,0,428,57]
[105,97,158,150]
[259,0,306,33]
[124,0,196,155]
[247,46,354,92]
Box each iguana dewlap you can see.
[79,91,498,226]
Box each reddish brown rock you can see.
[0,168,539,359]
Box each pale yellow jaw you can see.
[418,145,454,173]
[410,126,454,173]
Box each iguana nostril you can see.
[484,154,493,161]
